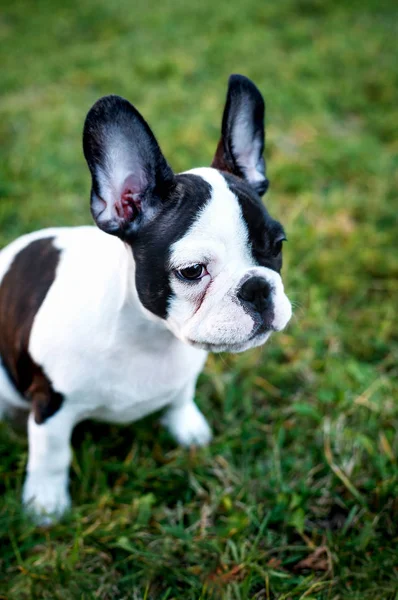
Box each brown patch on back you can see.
[0,237,64,424]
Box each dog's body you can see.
[0,76,291,523]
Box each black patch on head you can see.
[221,172,285,273]
[129,173,212,318]
[0,238,64,424]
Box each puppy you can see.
[0,75,291,523]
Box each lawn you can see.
[0,0,397,598]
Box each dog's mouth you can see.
[187,328,272,353]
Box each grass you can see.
[0,0,397,597]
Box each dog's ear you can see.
[211,74,269,196]
[83,95,175,238]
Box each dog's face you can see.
[83,75,291,352]
[159,168,291,352]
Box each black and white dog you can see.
[0,75,291,524]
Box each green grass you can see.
[1,0,397,597]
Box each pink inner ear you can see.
[116,173,145,221]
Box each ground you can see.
[0,0,397,598]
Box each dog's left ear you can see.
[211,74,269,196]
[83,95,175,239]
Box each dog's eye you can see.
[272,236,287,256]
[176,264,206,281]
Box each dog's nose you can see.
[237,276,272,314]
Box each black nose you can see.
[237,276,272,314]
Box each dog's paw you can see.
[22,473,71,526]
[162,402,213,448]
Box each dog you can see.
[0,75,292,524]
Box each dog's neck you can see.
[116,241,175,347]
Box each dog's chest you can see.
[33,311,207,424]
[86,338,207,423]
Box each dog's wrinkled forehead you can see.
[169,169,252,270]
[133,167,282,319]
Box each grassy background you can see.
[0,0,397,598]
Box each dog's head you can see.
[83,75,291,352]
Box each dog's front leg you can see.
[23,407,75,525]
[161,381,212,447]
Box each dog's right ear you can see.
[83,95,175,239]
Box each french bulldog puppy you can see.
[0,75,291,523]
